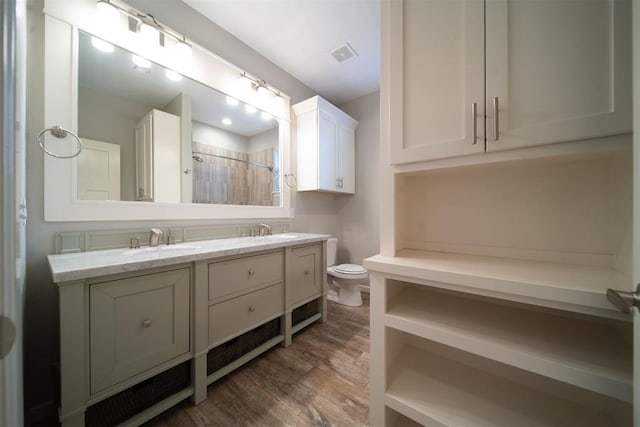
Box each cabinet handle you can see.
[471,102,477,145]
[248,268,255,276]
[142,319,152,328]
[493,96,499,141]
[248,305,256,312]
[304,269,310,276]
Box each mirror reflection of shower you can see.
[191,121,279,206]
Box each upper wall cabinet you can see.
[387,0,632,165]
[293,96,359,194]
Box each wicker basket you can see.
[292,299,319,326]
[85,361,190,426]
[207,317,281,374]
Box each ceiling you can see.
[183,0,381,105]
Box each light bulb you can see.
[91,36,114,53]
[222,118,232,125]
[226,96,239,106]
[165,69,182,81]
[132,55,151,69]
[139,23,160,48]
[245,105,257,114]
[238,74,254,92]
[96,1,120,26]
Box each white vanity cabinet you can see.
[134,109,181,202]
[56,266,193,427]
[388,0,632,164]
[51,234,329,426]
[293,96,358,194]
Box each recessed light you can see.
[222,118,232,125]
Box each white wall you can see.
[192,121,249,152]
[249,126,279,152]
[336,92,381,285]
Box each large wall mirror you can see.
[77,31,280,207]
[43,0,292,221]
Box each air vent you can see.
[330,43,358,64]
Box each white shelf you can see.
[385,345,628,427]
[364,250,631,318]
[386,285,632,402]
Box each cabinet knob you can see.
[248,305,256,312]
[142,319,152,328]
[304,269,310,276]
[248,268,255,276]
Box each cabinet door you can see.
[90,268,190,394]
[337,125,355,194]
[286,244,323,308]
[387,0,485,164]
[152,110,182,203]
[134,112,153,201]
[485,0,632,152]
[318,111,338,191]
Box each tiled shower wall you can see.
[192,141,274,205]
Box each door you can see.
[388,0,485,164]
[77,138,121,200]
[1,0,26,425]
[485,0,632,152]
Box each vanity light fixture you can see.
[95,1,192,61]
[165,69,182,81]
[238,71,283,106]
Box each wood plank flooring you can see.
[146,294,370,427]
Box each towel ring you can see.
[37,126,83,159]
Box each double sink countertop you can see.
[48,233,330,283]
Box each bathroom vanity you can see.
[48,233,328,426]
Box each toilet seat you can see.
[327,264,368,280]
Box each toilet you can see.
[326,237,368,307]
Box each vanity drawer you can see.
[209,283,283,346]
[286,243,323,307]
[208,251,283,301]
[89,268,190,395]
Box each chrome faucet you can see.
[150,228,163,247]
[259,223,272,236]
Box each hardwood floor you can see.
[146,294,370,427]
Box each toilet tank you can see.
[326,238,338,267]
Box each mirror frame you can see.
[43,0,292,221]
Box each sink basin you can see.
[123,244,200,256]
[262,233,300,239]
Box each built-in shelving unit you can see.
[385,336,630,427]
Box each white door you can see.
[1,0,26,425]
[77,138,121,200]
[388,0,485,164]
[485,0,632,152]
[135,112,153,201]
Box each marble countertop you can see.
[48,233,330,283]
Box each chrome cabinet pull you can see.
[248,268,255,276]
[304,269,310,276]
[248,305,256,312]
[493,96,499,141]
[471,102,477,145]
[607,284,640,315]
[142,319,152,328]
